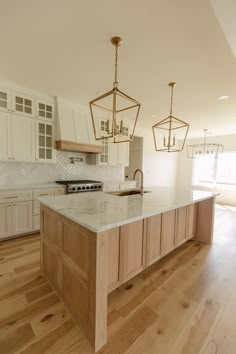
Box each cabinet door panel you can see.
[120,220,145,282]
[161,210,176,256]
[0,88,11,113]
[36,121,55,162]
[175,206,187,246]
[0,204,12,239]
[0,112,11,160]
[117,142,129,167]
[36,99,55,122]
[186,203,198,240]
[12,92,35,117]
[12,201,33,235]
[107,227,120,292]
[11,114,34,161]
[146,214,162,266]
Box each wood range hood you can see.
[55,140,103,154]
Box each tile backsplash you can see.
[0,151,124,185]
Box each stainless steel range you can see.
[56,180,103,194]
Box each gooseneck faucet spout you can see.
[133,169,144,194]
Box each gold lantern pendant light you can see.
[187,129,224,158]
[89,37,141,143]
[152,82,189,152]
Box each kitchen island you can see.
[39,187,217,351]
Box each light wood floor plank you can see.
[0,205,235,353]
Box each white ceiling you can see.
[1,0,236,138]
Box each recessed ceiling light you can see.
[218,95,229,100]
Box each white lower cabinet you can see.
[0,204,12,239]
[12,201,33,235]
[0,186,66,240]
[0,201,32,240]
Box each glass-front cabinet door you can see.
[36,121,55,162]
[36,99,55,122]
[0,88,11,113]
[12,92,35,117]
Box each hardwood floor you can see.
[0,205,236,353]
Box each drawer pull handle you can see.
[4,196,18,199]
[39,193,49,196]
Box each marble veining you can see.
[39,187,218,232]
[0,151,124,186]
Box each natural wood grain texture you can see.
[41,205,109,351]
[55,140,103,154]
[146,214,162,266]
[1,204,236,354]
[175,206,187,246]
[186,203,198,240]
[0,323,35,354]
[107,227,120,293]
[120,219,145,282]
[196,197,215,244]
[161,209,176,255]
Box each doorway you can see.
[125,136,143,185]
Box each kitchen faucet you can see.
[133,169,144,194]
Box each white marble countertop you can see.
[38,187,218,233]
[0,183,64,191]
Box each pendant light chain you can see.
[170,84,174,116]
[114,45,118,88]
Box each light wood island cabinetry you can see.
[40,196,215,351]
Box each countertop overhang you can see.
[39,187,219,233]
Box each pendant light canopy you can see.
[89,36,141,143]
[152,82,189,152]
[187,129,224,158]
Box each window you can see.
[193,152,236,186]
[193,155,215,184]
[216,153,236,184]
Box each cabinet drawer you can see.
[0,191,32,204]
[33,188,54,200]
[54,187,66,196]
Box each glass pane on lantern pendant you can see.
[153,119,188,151]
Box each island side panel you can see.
[40,205,108,351]
[196,197,215,244]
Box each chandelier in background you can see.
[89,36,141,143]
[152,82,189,152]
[187,129,224,158]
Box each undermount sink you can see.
[109,189,151,197]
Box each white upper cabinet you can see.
[36,121,55,162]
[11,114,35,162]
[0,81,56,163]
[0,112,11,160]
[36,99,55,122]
[117,142,129,167]
[0,88,11,113]
[12,91,35,117]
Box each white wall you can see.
[135,127,178,188]
[176,134,236,205]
